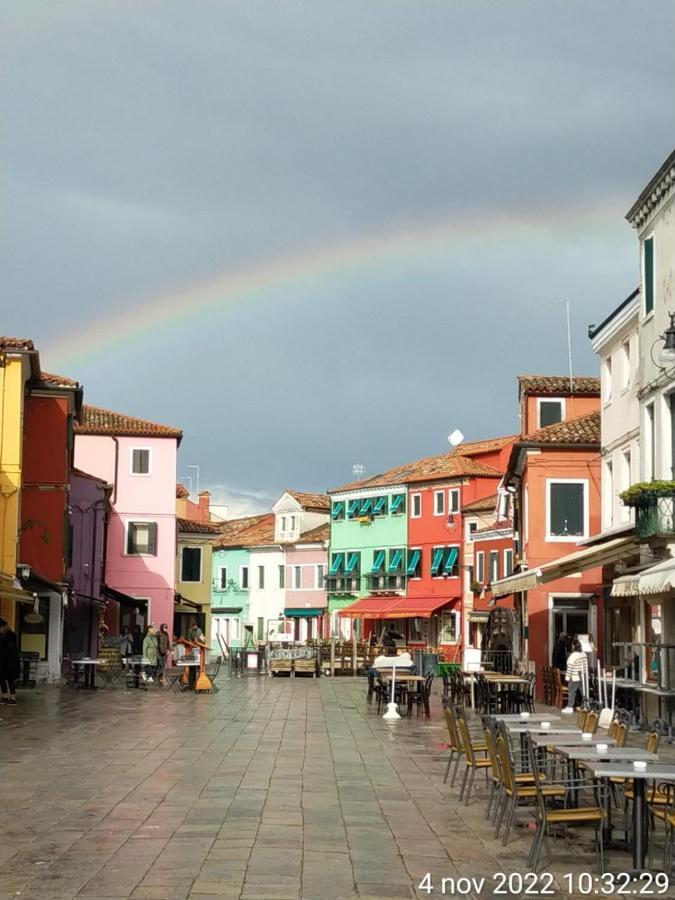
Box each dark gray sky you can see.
[2,1,673,514]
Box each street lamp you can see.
[660,312,675,366]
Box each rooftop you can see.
[74,405,183,441]
[518,375,600,397]
[176,483,190,499]
[284,490,330,512]
[213,514,276,549]
[37,371,80,388]
[524,410,601,446]
[295,522,330,544]
[0,336,35,351]
[330,451,503,493]
[588,288,640,342]
[177,517,225,535]
[463,494,499,513]
[626,148,675,226]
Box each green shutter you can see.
[443,546,458,574]
[644,237,654,315]
[431,548,444,575]
[406,549,421,575]
[388,548,403,572]
[371,550,385,573]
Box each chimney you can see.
[198,491,211,521]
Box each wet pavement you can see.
[0,676,673,899]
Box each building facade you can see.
[176,517,224,640]
[74,406,182,634]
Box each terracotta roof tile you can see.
[0,336,34,351]
[176,483,190,499]
[330,451,502,493]
[456,435,517,456]
[295,523,330,544]
[525,410,601,445]
[38,371,80,387]
[285,490,330,512]
[177,517,225,534]
[518,375,600,397]
[213,514,276,548]
[473,519,513,535]
[74,404,182,440]
[463,494,499,513]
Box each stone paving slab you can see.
[1,678,675,898]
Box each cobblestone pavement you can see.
[0,676,673,900]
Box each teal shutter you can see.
[444,546,459,574]
[388,548,403,572]
[371,550,385,573]
[331,501,344,520]
[644,237,654,315]
[431,548,444,575]
[360,498,373,515]
[329,553,344,575]
[346,552,360,574]
[406,549,421,575]
[373,496,386,514]
[347,500,359,517]
[391,494,405,514]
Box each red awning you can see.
[384,597,455,619]
[338,597,401,619]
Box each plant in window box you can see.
[619,481,675,508]
[358,514,373,525]
[470,580,483,596]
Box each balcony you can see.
[364,573,406,594]
[325,575,361,595]
[636,492,675,540]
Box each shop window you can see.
[19,597,50,660]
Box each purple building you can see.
[65,468,110,657]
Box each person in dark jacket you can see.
[131,624,143,656]
[0,617,20,705]
[551,632,569,672]
[157,623,171,681]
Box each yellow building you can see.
[175,517,224,641]
[0,337,37,626]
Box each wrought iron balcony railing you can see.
[325,575,361,595]
[364,573,406,593]
[636,492,675,540]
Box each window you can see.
[469,521,478,535]
[18,597,50,660]
[388,548,404,573]
[373,496,387,516]
[329,553,345,575]
[390,494,406,515]
[504,549,513,577]
[489,550,499,583]
[240,566,249,589]
[621,340,631,391]
[130,448,151,475]
[290,516,297,531]
[407,548,422,578]
[218,566,228,589]
[257,617,265,642]
[603,356,612,404]
[440,611,459,644]
[621,449,632,523]
[346,499,360,518]
[411,493,422,518]
[181,547,202,582]
[449,489,460,513]
[644,236,654,316]
[431,547,445,577]
[257,566,265,589]
[371,549,386,573]
[316,564,325,589]
[278,565,285,589]
[548,481,586,539]
[443,546,459,577]
[604,460,614,528]
[434,490,445,516]
[331,501,345,521]
[645,403,655,480]
[293,565,302,589]
[538,399,564,428]
[280,516,288,532]
[359,498,373,516]
[346,552,361,575]
[476,551,485,583]
[126,521,157,555]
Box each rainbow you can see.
[43,198,625,371]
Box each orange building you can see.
[492,376,604,687]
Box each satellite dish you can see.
[448,429,464,447]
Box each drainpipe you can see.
[111,437,119,505]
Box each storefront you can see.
[339,595,460,656]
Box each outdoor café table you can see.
[177,658,200,690]
[71,658,100,690]
[531,732,615,747]
[584,762,675,871]
[497,713,560,723]
[463,672,529,709]
[505,723,581,735]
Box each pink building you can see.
[74,405,182,633]
[284,525,330,640]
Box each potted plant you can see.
[470,580,483,595]
[619,480,675,508]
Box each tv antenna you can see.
[352,463,365,481]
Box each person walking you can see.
[0,617,20,705]
[157,623,171,681]
[565,640,588,709]
[142,624,159,683]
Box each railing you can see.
[325,575,361,594]
[635,493,675,539]
[364,573,406,593]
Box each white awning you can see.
[468,610,490,622]
[0,571,36,605]
[491,569,540,598]
[610,573,641,598]
[637,558,675,597]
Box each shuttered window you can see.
[644,237,654,315]
[181,547,202,582]
[126,522,157,555]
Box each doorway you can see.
[550,596,594,650]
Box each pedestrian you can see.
[157,623,171,680]
[188,620,204,644]
[551,631,568,672]
[142,624,159,683]
[565,640,588,710]
[119,625,133,658]
[131,624,143,656]
[0,617,20,705]
[173,634,185,662]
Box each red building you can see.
[18,370,83,680]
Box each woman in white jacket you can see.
[565,640,588,709]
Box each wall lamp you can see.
[651,312,675,371]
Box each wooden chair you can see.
[552,668,568,708]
